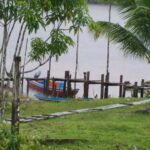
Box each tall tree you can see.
[89,0,150,61]
[0,0,91,122]
[0,0,45,122]
[0,0,18,122]
[74,30,80,91]
[29,0,91,62]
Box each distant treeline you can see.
[88,0,113,4]
[88,0,107,4]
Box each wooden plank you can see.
[70,108,93,113]
[124,99,150,105]
[92,104,126,111]
[50,111,75,117]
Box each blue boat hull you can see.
[34,93,67,101]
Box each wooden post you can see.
[104,72,109,98]
[65,71,70,97]
[83,72,87,98]
[63,71,68,97]
[119,75,123,98]
[83,72,90,98]
[52,77,55,96]
[86,71,90,98]
[140,79,144,98]
[100,74,104,99]
[26,79,29,96]
[123,83,126,98]
[133,82,138,97]
[11,56,21,134]
[45,70,50,95]
[68,75,72,97]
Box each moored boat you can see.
[29,80,64,97]
[28,80,79,98]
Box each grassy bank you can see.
[2,98,150,149]
[15,97,141,117]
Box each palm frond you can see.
[89,21,150,59]
[125,6,150,47]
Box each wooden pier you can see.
[25,70,150,99]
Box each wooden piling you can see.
[63,71,67,97]
[140,79,144,98]
[67,78,71,97]
[104,72,109,98]
[83,72,87,98]
[26,79,29,96]
[123,83,126,98]
[119,75,123,98]
[100,74,104,99]
[133,82,138,97]
[11,56,21,134]
[83,72,90,98]
[65,71,70,97]
[52,77,55,96]
[86,72,90,98]
[45,71,50,95]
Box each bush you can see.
[0,124,51,150]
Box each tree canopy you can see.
[0,0,91,122]
[28,0,91,61]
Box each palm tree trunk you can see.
[74,30,80,91]
[106,4,111,75]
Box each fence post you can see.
[11,56,21,135]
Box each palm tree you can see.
[106,3,111,75]
[74,30,80,91]
[89,0,150,60]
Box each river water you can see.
[2,4,150,98]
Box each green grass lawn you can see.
[18,97,142,117]
[3,97,150,149]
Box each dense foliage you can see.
[29,0,91,61]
